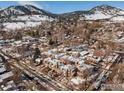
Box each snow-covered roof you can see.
[80,51,89,56]
[47,50,56,55]
[0,65,6,73]
[71,77,85,85]
[35,58,42,63]
[3,80,16,91]
[54,53,65,59]
[67,56,79,63]
[79,63,94,70]
[0,71,13,83]
[44,58,60,66]
[96,57,102,63]
[60,64,76,71]
[78,60,85,65]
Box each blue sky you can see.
[0,1,124,14]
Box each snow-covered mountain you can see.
[61,5,124,20]
[1,4,124,30]
[0,5,57,30]
[0,5,56,18]
[90,5,124,15]
[86,5,124,20]
[87,5,124,20]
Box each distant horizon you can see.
[0,1,124,14]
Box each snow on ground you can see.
[3,21,41,30]
[85,11,111,20]
[85,11,110,20]
[83,11,124,21]
[12,15,53,22]
[2,14,54,30]
[118,11,124,15]
[115,37,124,43]
[111,15,124,21]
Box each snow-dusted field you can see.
[111,15,124,21]
[85,11,112,20]
[3,21,41,30]
[2,14,54,30]
[12,15,53,22]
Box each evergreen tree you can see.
[14,31,22,40]
[33,47,41,62]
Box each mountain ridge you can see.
[1,4,124,30]
[0,4,124,17]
